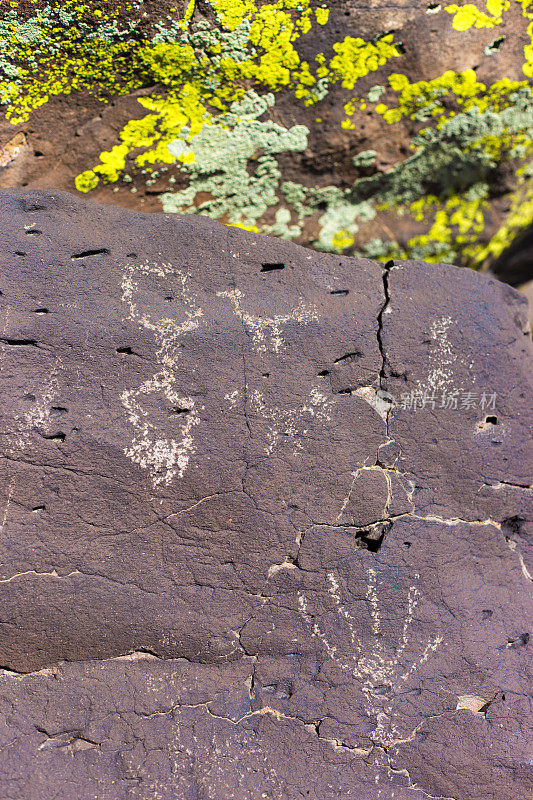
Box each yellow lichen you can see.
[328,34,401,91]
[445,0,509,30]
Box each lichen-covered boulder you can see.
[0,189,531,799]
[1,1,533,273]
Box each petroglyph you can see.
[122,270,324,482]
[120,263,203,487]
[224,389,239,409]
[121,377,200,488]
[249,384,332,455]
[8,358,63,453]
[298,569,443,747]
[425,316,457,392]
[413,315,472,398]
[0,479,13,533]
[217,288,319,353]
[165,717,287,800]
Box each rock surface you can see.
[0,189,531,800]
[1,1,533,275]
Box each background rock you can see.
[0,189,531,799]
[0,1,533,282]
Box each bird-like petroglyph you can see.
[217,288,319,353]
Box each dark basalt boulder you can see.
[0,190,531,800]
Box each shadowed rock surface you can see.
[0,189,531,799]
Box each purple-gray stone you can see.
[0,190,531,800]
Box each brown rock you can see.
[0,190,531,799]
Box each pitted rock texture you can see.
[0,189,531,800]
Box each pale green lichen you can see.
[315,200,376,252]
[160,91,308,229]
[352,150,377,167]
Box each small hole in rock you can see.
[372,684,392,695]
[0,337,37,346]
[71,248,109,260]
[25,229,42,236]
[41,431,66,441]
[116,346,134,355]
[507,632,529,648]
[33,308,49,314]
[318,370,329,377]
[334,351,362,364]
[126,253,137,258]
[486,35,505,53]
[278,689,293,699]
[170,407,190,415]
[330,289,349,296]
[485,415,498,425]
[15,251,26,256]
[403,541,411,548]
[22,199,47,211]
[262,372,270,378]
[481,610,493,620]
[261,262,285,272]
[164,296,173,302]
[501,516,524,537]
[32,505,45,512]
[358,526,388,552]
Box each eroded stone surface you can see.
[0,189,531,800]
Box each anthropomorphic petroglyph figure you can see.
[121,263,203,487]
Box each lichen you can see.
[0,1,146,124]
[71,0,401,201]
[159,91,308,229]
[2,0,533,266]
[445,0,509,31]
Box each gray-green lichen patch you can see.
[161,92,308,228]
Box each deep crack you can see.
[377,260,393,393]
